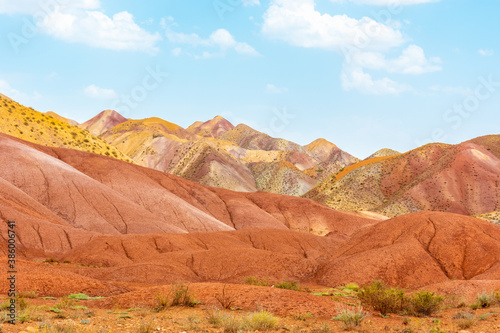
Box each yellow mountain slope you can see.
[0,95,131,162]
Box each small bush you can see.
[18,298,28,310]
[214,285,235,309]
[154,294,170,312]
[357,281,405,315]
[206,306,225,325]
[471,291,495,309]
[276,280,301,291]
[54,297,75,310]
[171,283,196,307]
[67,293,103,301]
[358,281,443,317]
[0,301,10,311]
[333,305,367,330]
[18,291,38,299]
[43,258,59,264]
[206,308,278,332]
[453,311,475,329]
[154,283,197,311]
[407,291,443,317]
[242,310,279,331]
[244,276,271,286]
[344,283,360,292]
[206,308,240,332]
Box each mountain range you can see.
[2,93,500,225]
[0,93,499,304]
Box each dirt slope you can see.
[317,211,500,288]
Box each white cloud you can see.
[341,66,410,95]
[331,0,440,5]
[166,28,260,58]
[266,84,288,94]
[262,0,441,95]
[243,0,261,6]
[478,49,494,57]
[38,9,161,54]
[351,45,442,74]
[262,0,405,52]
[84,84,118,99]
[0,0,161,53]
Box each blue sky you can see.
[0,0,499,158]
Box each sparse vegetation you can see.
[214,284,235,309]
[67,293,103,301]
[206,308,278,332]
[276,280,301,291]
[407,291,443,317]
[358,281,443,317]
[357,281,405,315]
[453,310,476,329]
[242,310,279,331]
[243,276,272,286]
[154,283,197,311]
[333,305,368,330]
[470,291,496,309]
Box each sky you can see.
[0,0,499,158]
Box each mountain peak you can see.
[365,148,401,160]
[305,138,338,151]
[80,110,128,136]
[187,115,234,138]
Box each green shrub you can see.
[18,291,38,299]
[67,293,103,301]
[358,281,443,317]
[154,283,197,311]
[243,276,271,286]
[275,281,301,291]
[407,291,443,317]
[357,281,405,315]
[242,310,279,331]
[344,283,360,292]
[170,283,196,307]
[18,298,28,310]
[206,308,278,332]
[471,291,496,309]
[333,305,367,330]
[206,308,240,332]
[154,294,170,312]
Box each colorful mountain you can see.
[186,115,235,138]
[79,109,128,136]
[0,95,130,162]
[305,138,500,218]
